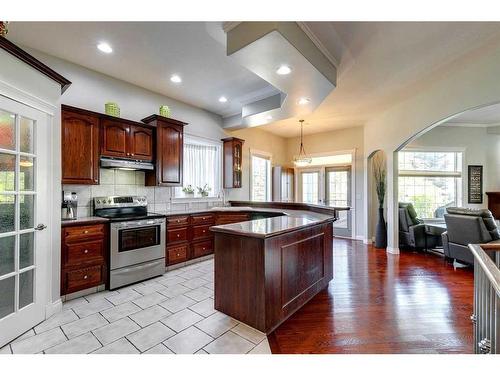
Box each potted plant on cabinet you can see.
[197,184,211,197]
[373,152,387,248]
[182,185,195,197]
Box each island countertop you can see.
[209,201,349,239]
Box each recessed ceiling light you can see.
[170,74,182,83]
[298,97,310,105]
[219,96,228,103]
[276,65,292,75]
[97,42,113,54]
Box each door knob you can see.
[35,224,47,231]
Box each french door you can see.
[325,166,352,237]
[0,96,50,347]
[298,165,353,237]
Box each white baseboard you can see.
[386,247,400,255]
[362,238,373,244]
[45,299,63,319]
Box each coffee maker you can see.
[62,191,78,221]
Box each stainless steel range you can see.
[93,196,166,290]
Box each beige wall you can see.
[225,127,288,201]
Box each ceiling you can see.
[7,22,500,138]
[7,22,273,118]
[441,102,500,127]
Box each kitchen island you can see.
[210,201,347,334]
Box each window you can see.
[301,171,319,204]
[398,150,463,219]
[174,135,221,198]
[250,152,271,201]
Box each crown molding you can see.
[296,22,339,68]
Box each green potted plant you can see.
[182,185,195,197]
[197,184,211,197]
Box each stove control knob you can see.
[96,200,100,204]
[108,199,112,204]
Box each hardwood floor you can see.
[268,238,474,354]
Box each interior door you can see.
[299,169,322,204]
[326,166,352,237]
[0,97,49,347]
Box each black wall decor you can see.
[468,165,483,204]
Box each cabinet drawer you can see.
[64,224,105,242]
[167,227,189,243]
[191,214,215,225]
[64,265,103,294]
[167,244,188,265]
[167,216,189,227]
[192,240,213,258]
[192,224,212,240]
[65,240,105,266]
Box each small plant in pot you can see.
[182,185,195,197]
[197,184,211,197]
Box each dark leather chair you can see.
[399,202,439,250]
[442,207,500,265]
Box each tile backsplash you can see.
[63,169,222,218]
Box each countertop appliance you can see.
[93,195,166,289]
[62,191,78,221]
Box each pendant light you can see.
[294,119,312,167]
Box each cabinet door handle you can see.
[83,230,89,234]
[83,275,88,280]
[84,249,89,254]
[202,247,206,251]
[131,153,134,156]
[176,253,180,257]
[176,220,180,223]
[177,234,180,238]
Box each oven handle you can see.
[112,260,164,275]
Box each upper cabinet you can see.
[142,115,187,186]
[222,137,244,188]
[101,118,153,161]
[62,106,100,185]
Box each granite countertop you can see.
[63,204,343,237]
[61,216,109,227]
[208,207,337,239]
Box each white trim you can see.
[386,247,400,255]
[296,22,339,68]
[363,238,373,244]
[0,80,56,115]
[45,299,62,319]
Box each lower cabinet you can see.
[61,223,108,295]
[166,212,250,266]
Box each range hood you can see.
[100,157,154,171]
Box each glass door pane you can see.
[326,166,352,237]
[301,171,320,204]
[0,106,37,323]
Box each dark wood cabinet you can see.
[61,107,100,185]
[61,223,108,295]
[101,119,153,161]
[142,115,187,186]
[222,137,244,188]
[129,125,153,161]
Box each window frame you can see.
[397,147,465,220]
[250,149,272,202]
[172,133,223,201]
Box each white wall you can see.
[364,37,500,253]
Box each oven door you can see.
[110,218,166,270]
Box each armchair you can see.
[442,207,500,265]
[399,202,439,250]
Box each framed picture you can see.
[468,165,483,204]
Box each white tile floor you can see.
[0,258,271,354]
